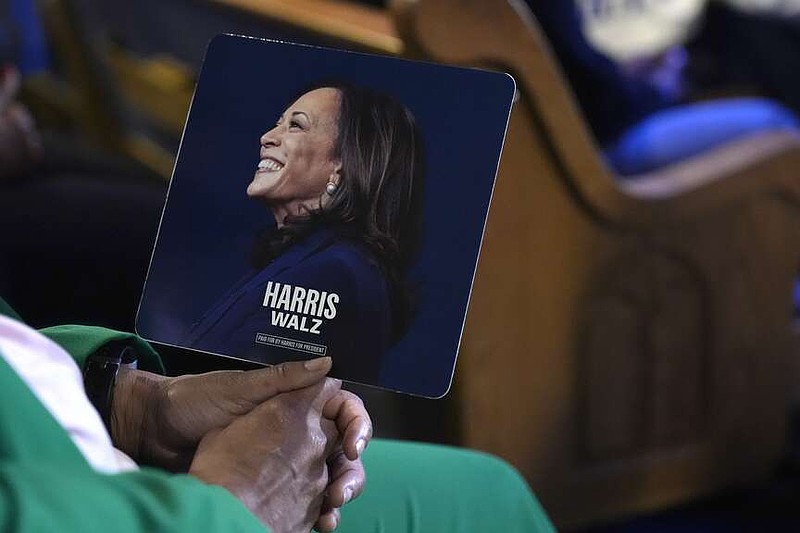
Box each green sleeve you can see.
[342,440,556,533]
[0,298,164,374]
[38,325,165,374]
[0,299,21,322]
[0,462,267,532]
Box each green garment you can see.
[0,322,266,531]
[0,299,554,532]
[342,440,555,533]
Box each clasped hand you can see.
[112,357,371,532]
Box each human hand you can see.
[111,357,335,471]
[314,390,372,532]
[0,65,42,179]
[189,378,341,533]
[112,356,373,530]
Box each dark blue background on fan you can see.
[138,35,514,397]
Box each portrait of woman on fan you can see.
[184,82,425,383]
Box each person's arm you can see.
[0,313,267,531]
[42,321,371,532]
[189,377,343,532]
[109,358,336,470]
[111,359,371,532]
[38,324,165,373]
[0,462,267,532]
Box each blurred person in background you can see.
[693,0,800,116]
[528,0,800,312]
[527,0,799,176]
[0,2,167,331]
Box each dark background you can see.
[137,34,514,398]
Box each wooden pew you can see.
[390,0,800,527]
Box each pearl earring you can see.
[325,181,338,195]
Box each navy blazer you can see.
[184,228,392,384]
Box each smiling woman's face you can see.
[247,87,341,211]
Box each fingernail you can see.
[304,357,331,371]
[355,438,366,455]
[342,486,353,504]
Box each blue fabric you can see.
[183,228,392,384]
[524,0,673,144]
[606,97,800,176]
[794,280,800,316]
[5,0,48,73]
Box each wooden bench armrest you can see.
[623,130,800,199]
[208,0,403,54]
[617,130,800,224]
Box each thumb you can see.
[215,357,333,409]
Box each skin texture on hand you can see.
[111,357,373,531]
[189,378,341,533]
[112,358,335,471]
[315,390,371,532]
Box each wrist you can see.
[110,368,167,462]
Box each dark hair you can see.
[252,82,425,337]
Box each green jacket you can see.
[0,299,266,532]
